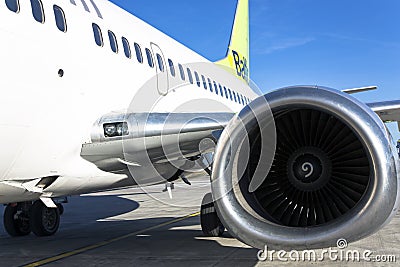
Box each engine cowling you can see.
[211,86,400,249]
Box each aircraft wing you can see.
[367,100,400,122]
[81,98,400,181]
[342,86,378,94]
[340,86,400,126]
[81,112,234,176]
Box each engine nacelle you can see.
[212,86,400,249]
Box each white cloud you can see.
[254,37,315,55]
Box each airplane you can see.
[0,0,399,250]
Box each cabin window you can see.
[31,0,45,23]
[53,5,67,32]
[134,43,143,63]
[168,59,175,77]
[145,48,154,68]
[122,37,131,58]
[241,95,245,105]
[156,54,164,72]
[201,75,207,89]
[178,64,185,80]
[223,87,228,99]
[228,88,233,100]
[233,91,237,102]
[108,30,118,53]
[208,79,213,93]
[213,81,219,95]
[92,23,103,47]
[194,72,200,87]
[187,68,193,84]
[6,0,19,13]
[219,84,224,97]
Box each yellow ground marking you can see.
[22,212,200,267]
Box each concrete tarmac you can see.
[0,175,398,267]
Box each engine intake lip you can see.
[211,86,399,250]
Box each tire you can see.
[3,204,31,237]
[57,204,64,216]
[30,200,60,236]
[200,193,225,237]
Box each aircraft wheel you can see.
[30,200,60,236]
[200,193,225,237]
[57,203,64,216]
[3,204,31,237]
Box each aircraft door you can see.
[150,42,169,95]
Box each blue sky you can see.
[109,0,400,139]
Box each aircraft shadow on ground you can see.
[0,194,259,266]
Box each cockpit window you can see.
[5,0,20,13]
[92,23,103,47]
[31,0,45,23]
[53,5,67,32]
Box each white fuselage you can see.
[0,0,258,203]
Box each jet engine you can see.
[211,86,400,249]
